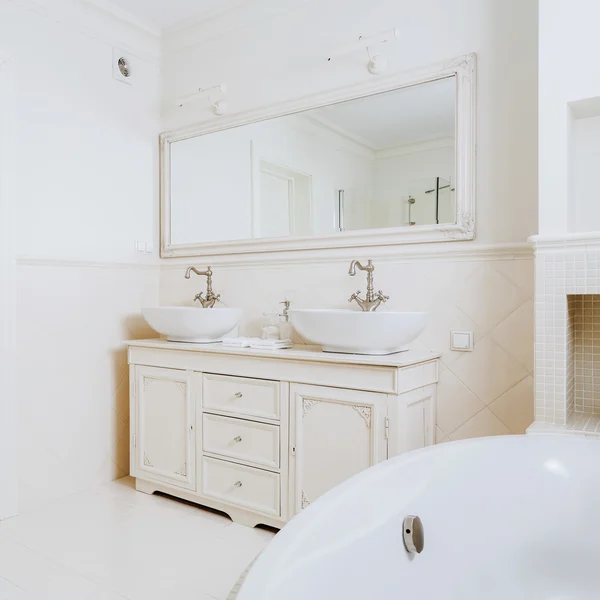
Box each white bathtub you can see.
[238,435,600,600]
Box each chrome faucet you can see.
[348,260,389,312]
[184,266,221,308]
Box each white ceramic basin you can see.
[142,307,242,343]
[289,309,428,355]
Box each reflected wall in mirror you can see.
[161,54,476,257]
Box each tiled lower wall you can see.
[160,250,535,442]
[14,250,534,514]
[533,242,600,430]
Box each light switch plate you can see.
[451,330,474,352]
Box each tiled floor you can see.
[0,477,276,600]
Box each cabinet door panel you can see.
[387,384,436,457]
[291,384,387,513]
[135,366,195,490]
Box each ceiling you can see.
[95,0,247,30]
[309,76,456,150]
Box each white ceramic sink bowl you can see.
[142,307,242,343]
[289,309,428,355]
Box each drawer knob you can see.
[234,481,243,488]
[234,392,243,398]
[233,436,242,443]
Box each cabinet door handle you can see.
[234,481,243,488]
[233,436,242,443]
[234,392,243,398]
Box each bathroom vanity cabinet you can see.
[128,340,440,528]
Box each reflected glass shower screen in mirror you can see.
[168,75,457,247]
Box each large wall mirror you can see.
[161,54,476,257]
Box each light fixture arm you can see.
[326,28,399,75]
[176,83,227,115]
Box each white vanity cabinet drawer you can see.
[203,414,280,469]
[203,374,280,421]
[202,457,280,517]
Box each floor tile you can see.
[0,576,30,600]
[0,538,102,599]
[1,477,276,600]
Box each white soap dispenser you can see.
[278,300,293,341]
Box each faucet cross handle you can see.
[377,290,389,302]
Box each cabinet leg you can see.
[135,478,157,495]
[225,507,263,528]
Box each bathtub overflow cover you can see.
[403,515,424,554]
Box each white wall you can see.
[0,0,160,513]
[159,0,538,442]
[539,0,600,234]
[570,116,600,233]
[162,0,538,246]
[0,47,18,520]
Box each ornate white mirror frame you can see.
[160,53,476,258]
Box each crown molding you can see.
[303,116,456,160]
[159,242,533,270]
[291,114,374,159]
[11,0,313,60]
[10,0,161,61]
[374,136,455,160]
[163,0,255,36]
[305,113,377,152]
[82,0,161,37]
[162,0,314,57]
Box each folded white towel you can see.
[250,339,292,350]
[251,338,291,346]
[222,337,252,347]
[221,337,292,350]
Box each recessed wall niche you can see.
[568,294,600,417]
[569,97,600,233]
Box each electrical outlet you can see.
[450,330,474,352]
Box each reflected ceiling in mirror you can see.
[161,54,476,257]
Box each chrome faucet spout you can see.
[184,266,221,308]
[185,266,212,279]
[348,260,373,276]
